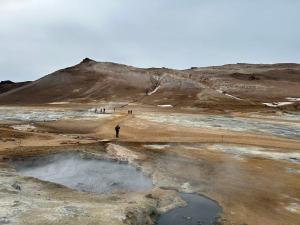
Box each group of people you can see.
[91,107,135,138]
[94,108,106,114]
[93,107,133,115]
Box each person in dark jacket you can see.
[115,125,120,138]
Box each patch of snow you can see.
[144,144,170,150]
[262,102,294,107]
[48,102,70,105]
[285,203,300,214]
[10,124,36,131]
[147,85,160,96]
[210,144,300,164]
[157,105,173,108]
[286,97,300,102]
[72,88,81,93]
[225,93,242,100]
[216,90,242,100]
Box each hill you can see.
[0,59,299,110]
[0,80,31,95]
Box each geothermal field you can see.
[0,60,300,225]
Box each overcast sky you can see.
[0,0,299,81]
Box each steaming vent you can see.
[12,152,153,194]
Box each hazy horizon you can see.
[1,0,299,82]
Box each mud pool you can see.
[12,152,153,194]
[156,193,222,225]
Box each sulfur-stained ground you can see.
[0,105,299,225]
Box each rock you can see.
[212,222,222,225]
[0,217,10,224]
[124,206,157,225]
[0,80,14,84]
[183,215,192,220]
[80,58,95,64]
[145,193,154,199]
[11,182,21,191]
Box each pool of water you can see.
[12,152,153,194]
[156,193,222,225]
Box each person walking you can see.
[115,124,120,138]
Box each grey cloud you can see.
[0,0,299,81]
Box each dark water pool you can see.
[156,193,222,225]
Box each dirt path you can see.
[91,114,300,151]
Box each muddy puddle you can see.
[12,152,152,194]
[156,193,222,225]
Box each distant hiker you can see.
[114,108,115,112]
[100,108,103,113]
[103,108,106,113]
[115,125,120,138]
[94,108,97,113]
